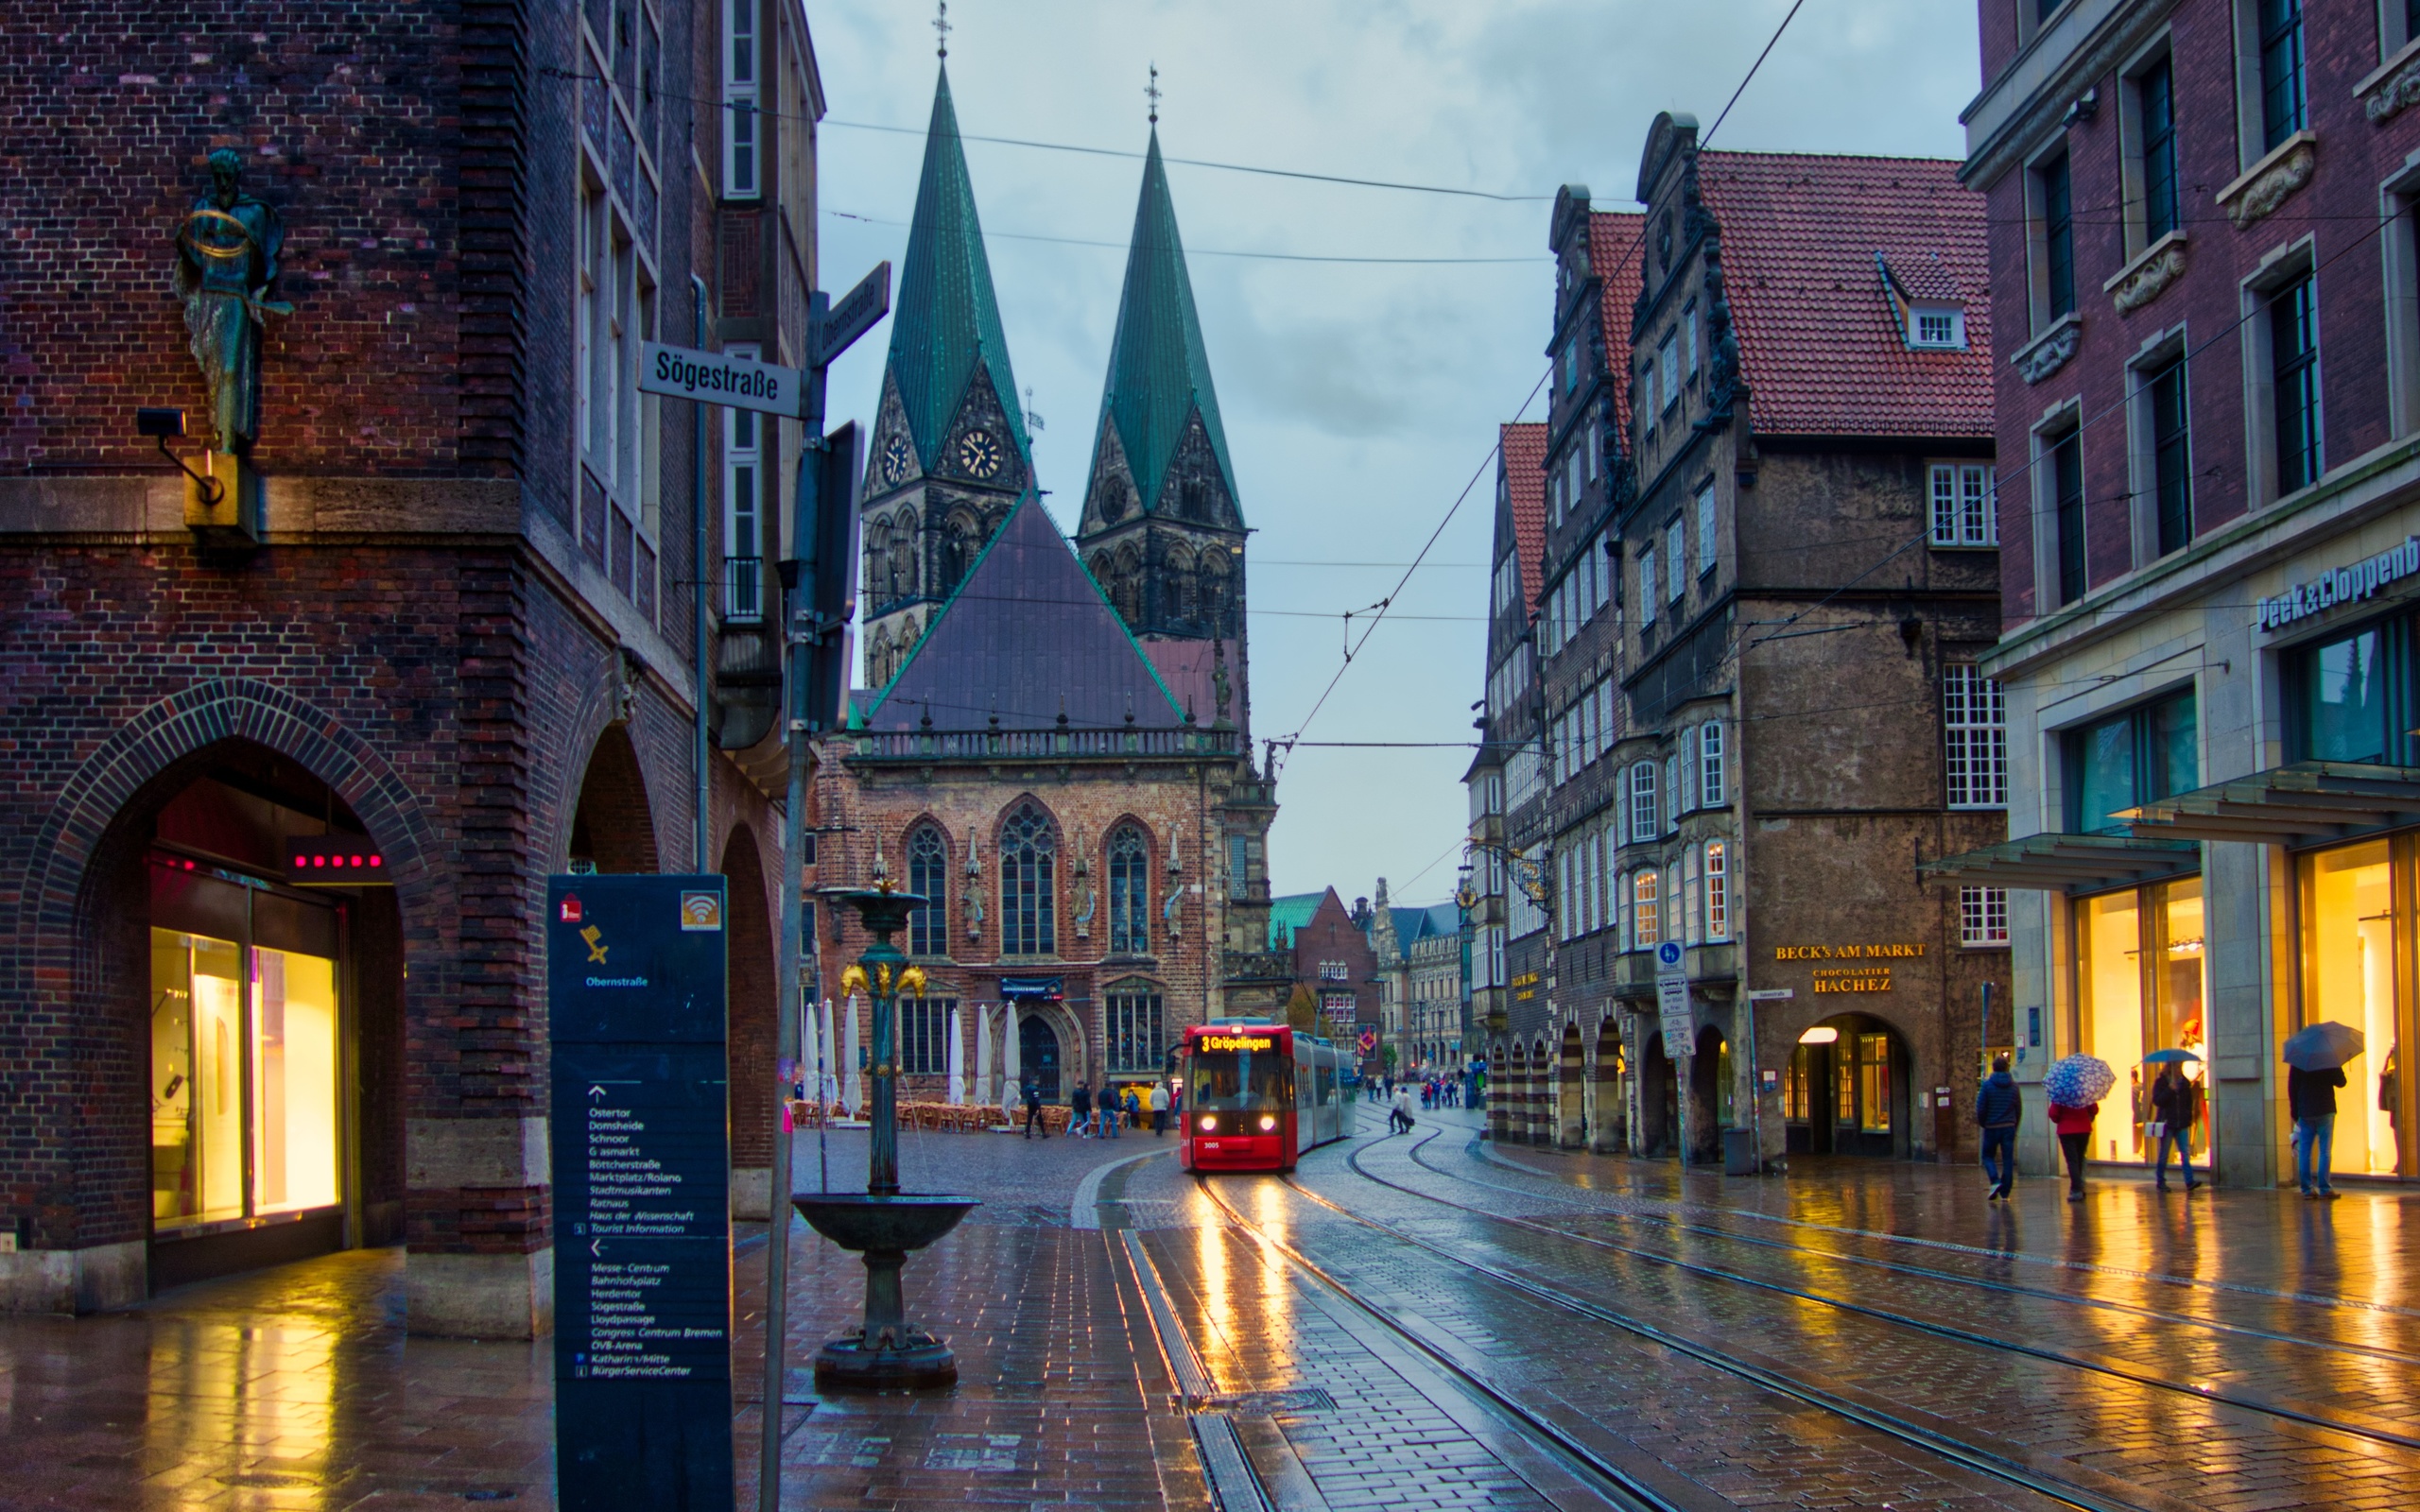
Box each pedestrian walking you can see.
[2148,1064,2202,1193]
[1390,1084,1415,1134]
[2048,1096,2097,1200]
[1100,1079,1121,1139]
[1149,1079,1170,1136]
[1974,1053,2021,1199]
[1022,1077,1047,1140]
[2289,1062,2346,1199]
[1070,1080,1094,1139]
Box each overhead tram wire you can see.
[1268,0,1814,763]
[1742,194,2413,655]
[823,208,1543,266]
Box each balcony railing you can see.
[848,726,1241,760]
[723,555,766,625]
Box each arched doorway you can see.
[1556,1022,1585,1147]
[1691,1025,1731,1164]
[720,825,777,1218]
[1592,1019,1625,1153]
[568,724,659,873]
[1018,1012,1063,1100]
[1783,1013,1910,1159]
[1639,1033,1680,1157]
[98,742,407,1290]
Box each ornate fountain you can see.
[791,877,978,1387]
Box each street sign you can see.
[816,260,892,368]
[1653,939,1692,1059]
[549,874,732,1512]
[639,341,803,418]
[1745,988,1795,1002]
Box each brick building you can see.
[1476,120,2013,1167]
[0,0,821,1326]
[1368,885,1465,1075]
[810,89,1282,1107]
[1268,889,1380,1062]
[1929,0,2420,1190]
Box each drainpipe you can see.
[693,273,713,872]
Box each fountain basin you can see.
[790,1194,977,1253]
[789,1194,978,1389]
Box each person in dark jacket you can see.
[1974,1055,2022,1199]
[1022,1078,1047,1140]
[2288,1062,2346,1198]
[1070,1081,1094,1138]
[2047,1097,2098,1200]
[2148,1065,2202,1193]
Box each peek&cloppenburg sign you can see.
[2256,536,2420,634]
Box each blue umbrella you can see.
[2283,1022,2364,1072]
[2142,1048,2202,1064]
[2043,1053,2116,1106]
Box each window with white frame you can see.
[1680,726,1700,814]
[723,343,766,623]
[1928,463,1996,546]
[1633,870,1661,947]
[1659,332,1680,414]
[1640,360,1658,429]
[1586,831,1603,933]
[1695,484,1717,576]
[1664,754,1680,833]
[1629,761,1658,841]
[1665,519,1686,602]
[1638,546,1658,625]
[1699,718,1725,808]
[724,0,760,198]
[1682,301,1699,373]
[1943,664,2008,808]
[1703,840,1730,941]
[1960,885,2010,947]
[1907,305,1967,350]
[1681,846,1702,945]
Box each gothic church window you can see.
[908,824,949,955]
[1201,553,1232,636]
[940,513,979,596]
[1108,823,1151,954]
[1000,802,1058,955]
[1165,544,1196,626]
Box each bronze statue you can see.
[172,149,291,455]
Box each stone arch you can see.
[1592,1016,1625,1153]
[1016,1001,1079,1100]
[1556,1020,1586,1148]
[1529,1036,1553,1145]
[568,723,659,874]
[1163,542,1197,626]
[720,823,779,1217]
[863,523,890,608]
[1689,1023,1729,1165]
[939,509,981,596]
[1112,543,1144,625]
[1785,1010,1913,1160]
[891,508,921,602]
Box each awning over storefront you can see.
[1917,833,2202,892]
[2121,761,2420,846]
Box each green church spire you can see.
[1094,127,1237,517]
[886,64,1028,466]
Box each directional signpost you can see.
[548,874,731,1512]
[1654,939,1691,1059]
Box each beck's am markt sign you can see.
[1772,941,1927,994]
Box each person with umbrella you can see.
[2284,1021,2361,1200]
[2146,1051,2203,1193]
[2043,1053,2116,1203]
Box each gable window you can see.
[1943,664,2008,809]
[1640,360,1658,429]
[1682,301,1699,373]
[1695,484,1718,576]
[908,823,949,955]
[723,0,760,198]
[2048,426,2085,606]
[1638,546,1658,626]
[1960,886,2010,948]
[1665,519,1686,603]
[2258,0,2306,152]
[1659,333,1680,414]
[1000,802,1058,955]
[2136,55,2179,246]
[1908,306,1966,350]
[1107,823,1151,954]
[2272,271,2322,494]
[1699,718,1726,808]
[2065,690,2196,834]
[1929,463,1996,547]
[2146,355,2191,554]
[2036,150,2075,325]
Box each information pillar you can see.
[547,875,733,1511]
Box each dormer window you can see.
[1909,304,1966,351]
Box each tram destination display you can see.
[548,874,732,1511]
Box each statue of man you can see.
[171,148,291,455]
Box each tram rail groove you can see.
[1476,1138,2420,1321]
[1408,1137,2420,1370]
[1187,1172,1699,1512]
[1343,1133,2420,1459]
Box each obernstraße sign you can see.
[638,341,801,418]
[2256,535,2420,634]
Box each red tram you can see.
[1175,1021,1351,1173]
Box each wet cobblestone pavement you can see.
[2,1106,2414,1511]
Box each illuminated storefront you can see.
[1781,1015,1909,1158]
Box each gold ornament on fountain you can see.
[897,965,928,998]
[875,963,892,996]
[838,964,869,997]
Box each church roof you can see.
[857,493,1185,730]
[1094,129,1236,516]
[887,65,1029,467]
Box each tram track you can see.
[1187,1156,2167,1512]
[1407,1135,2420,1370]
[1322,1132,2420,1462]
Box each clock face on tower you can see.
[955,427,1004,480]
[878,434,911,487]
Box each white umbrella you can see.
[1000,1005,1022,1125]
[975,1004,994,1116]
[842,995,863,1120]
[799,996,821,1117]
[818,997,838,1113]
[947,1004,965,1105]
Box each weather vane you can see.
[1022,385,1046,434]
[934,0,950,59]
[1146,62,1161,125]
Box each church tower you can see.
[1075,124,1248,728]
[859,63,1031,691]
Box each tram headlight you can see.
[1200,1114,1216,1132]
[1258,1115,1277,1131]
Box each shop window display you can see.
[2298,840,2405,1177]
[2073,876,2208,1165]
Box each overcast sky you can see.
[809,0,1982,906]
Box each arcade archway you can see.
[720,825,777,1217]
[1018,1012,1064,1100]
[1556,1022,1585,1147]
[1783,1012,1911,1159]
[567,724,659,874]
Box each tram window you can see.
[1192,1046,1293,1109]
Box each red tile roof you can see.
[1587,210,1647,436]
[1500,421,1548,611]
[1696,152,1992,438]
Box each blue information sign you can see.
[548,875,733,1512]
